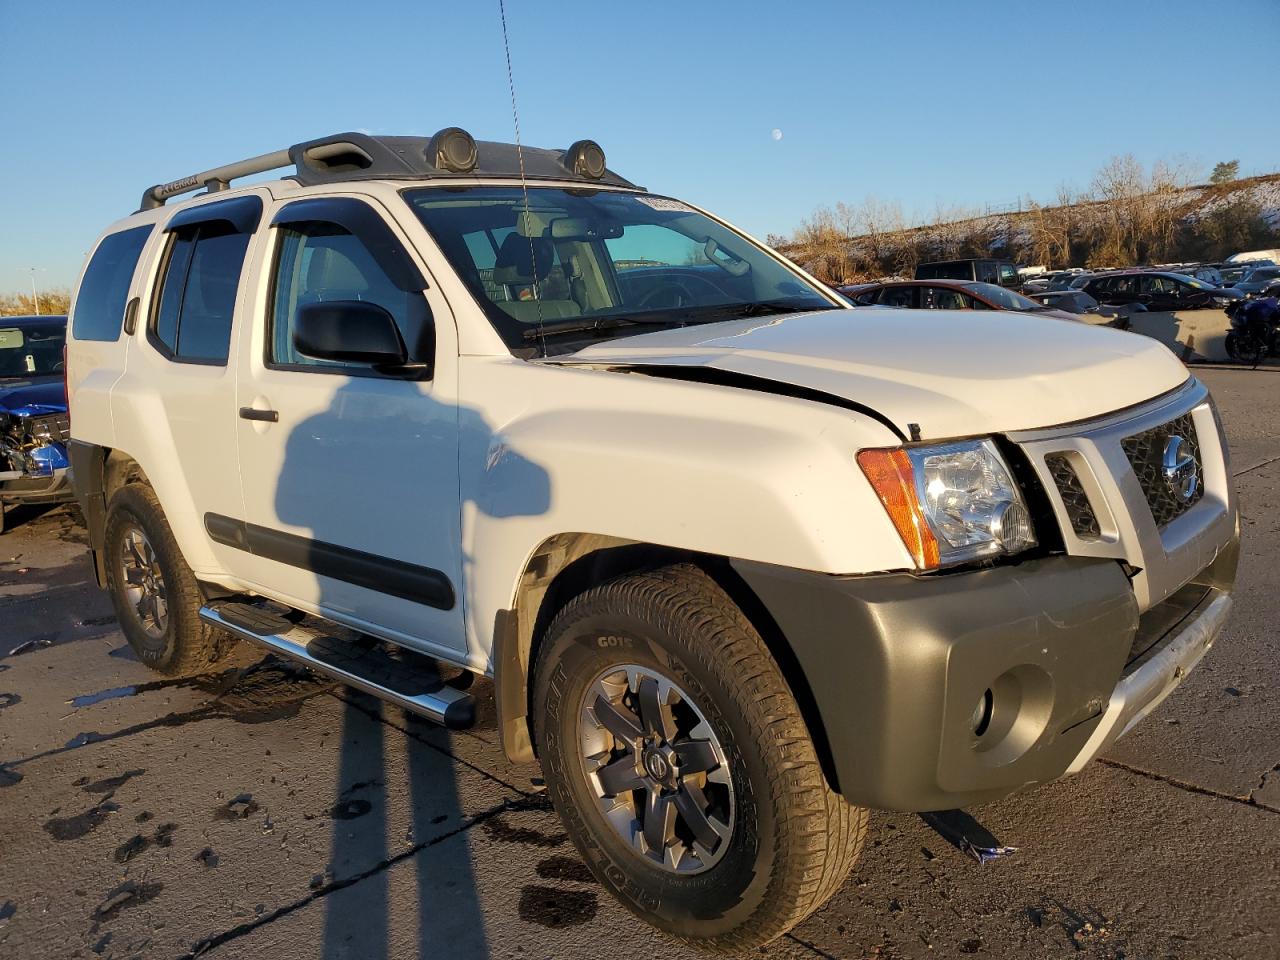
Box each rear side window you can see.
[72,225,152,342]
[151,223,252,364]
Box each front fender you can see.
[459,358,911,668]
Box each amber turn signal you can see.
[856,448,940,569]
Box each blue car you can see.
[0,315,72,533]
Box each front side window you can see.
[877,286,918,308]
[151,223,251,364]
[73,225,152,342]
[268,222,430,372]
[405,186,836,354]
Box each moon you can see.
[771,128,783,141]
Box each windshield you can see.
[404,186,836,353]
[0,321,65,380]
[962,282,1043,311]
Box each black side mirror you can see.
[294,301,418,372]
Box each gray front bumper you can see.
[733,540,1236,812]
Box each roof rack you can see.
[139,130,640,211]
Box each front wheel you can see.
[532,564,866,952]
[1226,331,1264,364]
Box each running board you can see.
[199,602,475,729]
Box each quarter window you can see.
[151,223,251,364]
[269,222,429,371]
[73,225,152,342]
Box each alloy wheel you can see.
[119,525,169,640]
[578,664,734,874]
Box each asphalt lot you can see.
[1,367,1278,960]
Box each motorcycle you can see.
[1225,296,1280,364]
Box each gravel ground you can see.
[0,368,1277,960]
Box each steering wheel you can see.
[636,281,696,310]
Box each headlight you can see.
[858,438,1037,569]
[1211,296,1231,307]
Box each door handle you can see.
[239,407,279,423]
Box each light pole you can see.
[21,268,41,316]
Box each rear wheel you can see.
[104,484,229,675]
[532,564,866,952]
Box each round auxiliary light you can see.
[565,140,607,179]
[427,127,478,173]
[990,500,1033,552]
[971,688,994,737]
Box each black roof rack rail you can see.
[139,130,641,212]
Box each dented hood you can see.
[553,308,1190,440]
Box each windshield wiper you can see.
[521,300,835,342]
[521,316,676,341]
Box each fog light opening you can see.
[972,688,994,737]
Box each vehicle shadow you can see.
[271,376,550,959]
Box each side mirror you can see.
[294,300,409,367]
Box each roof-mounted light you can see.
[564,140,606,179]
[427,127,478,173]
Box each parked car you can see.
[845,279,1081,321]
[1229,264,1280,297]
[1083,271,1242,311]
[67,128,1238,952]
[1225,249,1280,265]
[1026,289,1103,315]
[0,315,73,533]
[915,257,1021,288]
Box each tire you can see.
[103,483,228,675]
[532,563,867,952]
[1226,332,1264,364]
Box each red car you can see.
[839,279,1080,322]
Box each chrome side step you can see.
[199,602,475,729]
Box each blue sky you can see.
[2,0,1278,291]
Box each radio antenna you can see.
[498,0,546,356]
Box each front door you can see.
[231,196,466,658]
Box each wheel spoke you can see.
[638,677,677,742]
[674,738,718,775]
[127,536,146,568]
[674,782,722,850]
[643,786,677,856]
[596,756,645,797]
[592,694,643,743]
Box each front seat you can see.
[492,233,582,324]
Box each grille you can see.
[1121,412,1204,527]
[1045,454,1101,539]
[24,413,70,444]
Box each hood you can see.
[0,376,67,418]
[551,308,1189,440]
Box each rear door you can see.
[112,194,263,576]
[230,194,466,657]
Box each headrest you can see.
[493,232,554,285]
[306,245,370,293]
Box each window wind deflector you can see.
[164,195,264,234]
[272,197,428,293]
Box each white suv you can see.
[67,129,1238,951]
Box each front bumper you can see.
[0,465,73,505]
[733,536,1237,812]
